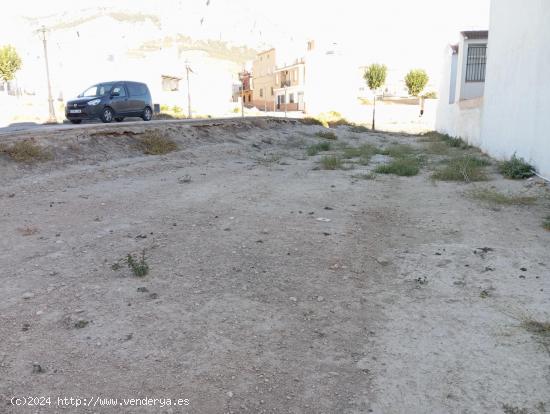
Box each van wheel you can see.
[115,117,124,122]
[101,107,114,123]
[142,107,152,121]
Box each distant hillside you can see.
[24,10,161,30]
[132,35,258,65]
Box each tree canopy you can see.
[364,64,387,91]
[404,69,429,97]
[0,45,22,83]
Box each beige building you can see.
[251,48,276,111]
[274,60,306,111]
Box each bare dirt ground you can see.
[1,118,549,414]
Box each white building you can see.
[435,30,488,147]
[436,1,550,177]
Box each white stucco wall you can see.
[481,0,550,177]
[436,47,483,145]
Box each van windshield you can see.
[81,83,114,97]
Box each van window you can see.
[112,85,126,97]
[128,84,147,96]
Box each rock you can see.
[226,391,234,398]
[376,257,391,266]
[149,293,159,299]
[137,287,149,293]
[316,217,331,222]
[178,175,192,184]
[317,296,325,302]
[289,297,297,302]
[32,363,45,374]
[22,292,34,299]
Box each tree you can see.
[363,63,387,130]
[404,69,429,116]
[0,45,22,94]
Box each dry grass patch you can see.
[307,142,331,156]
[352,172,376,180]
[137,132,177,155]
[320,155,343,170]
[543,216,550,231]
[315,130,337,140]
[432,155,490,182]
[468,188,536,206]
[1,140,52,162]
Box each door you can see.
[109,84,130,114]
[126,83,146,114]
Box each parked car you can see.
[65,81,153,124]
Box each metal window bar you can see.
[466,44,487,82]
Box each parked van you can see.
[65,81,153,124]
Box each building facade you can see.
[436,0,549,177]
[273,60,305,112]
[436,31,488,147]
[251,48,276,111]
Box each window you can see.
[465,44,487,82]
[112,85,126,97]
[128,83,147,96]
[260,88,263,97]
[289,93,294,103]
[162,76,180,92]
[271,87,274,96]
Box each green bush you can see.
[498,154,534,179]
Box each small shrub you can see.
[342,143,379,165]
[232,107,241,113]
[468,188,536,206]
[126,250,149,277]
[320,156,343,170]
[523,319,550,336]
[315,131,337,140]
[543,216,550,231]
[380,144,416,158]
[375,157,420,176]
[328,118,351,127]
[427,141,452,155]
[499,154,534,179]
[1,140,52,162]
[307,142,331,156]
[423,91,438,99]
[432,155,489,182]
[138,132,177,155]
[301,117,327,128]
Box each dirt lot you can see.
[1,118,549,413]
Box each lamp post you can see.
[185,60,193,119]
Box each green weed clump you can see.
[375,157,421,176]
[498,154,534,179]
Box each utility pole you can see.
[239,69,245,118]
[39,26,56,123]
[185,60,192,119]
